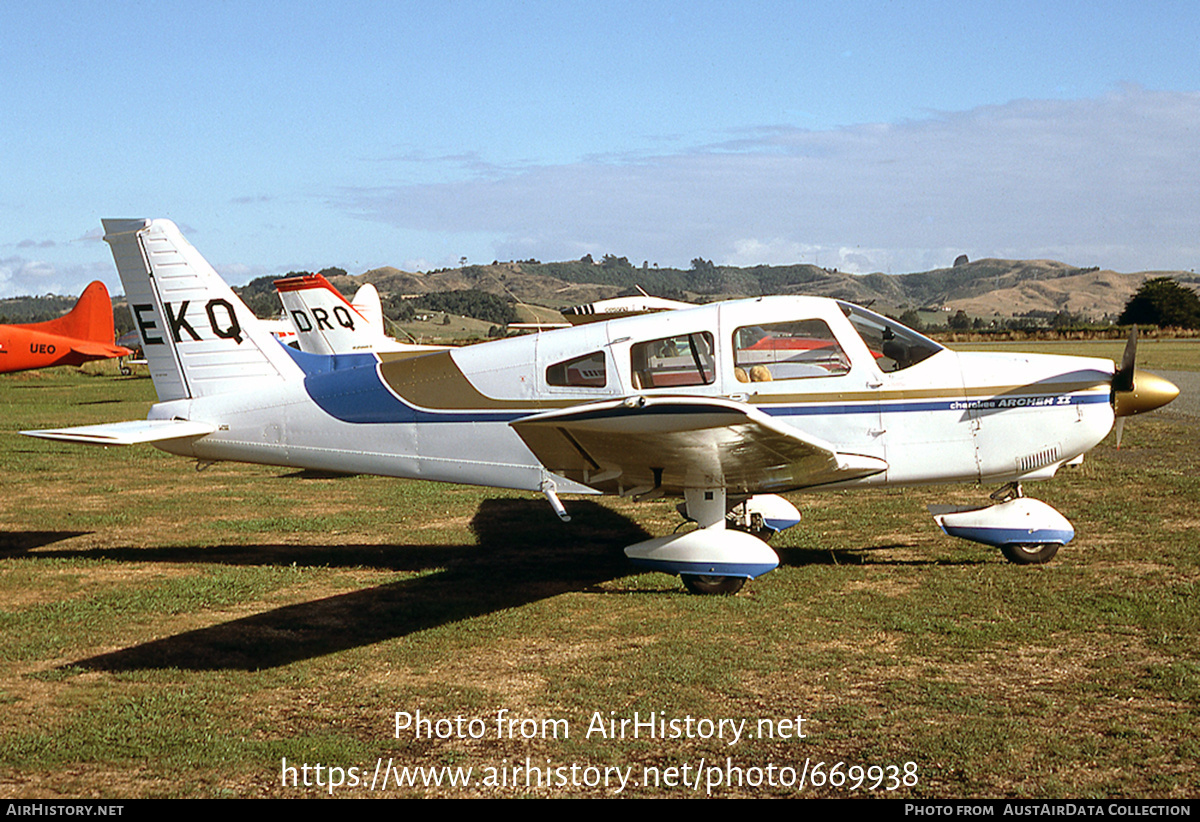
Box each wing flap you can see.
[22,419,217,446]
[511,396,886,494]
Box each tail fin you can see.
[274,273,443,355]
[102,219,301,401]
[273,272,386,355]
[33,281,117,343]
[350,283,384,331]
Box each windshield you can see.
[837,302,944,372]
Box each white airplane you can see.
[561,287,693,325]
[274,272,445,355]
[511,288,693,332]
[25,219,1178,595]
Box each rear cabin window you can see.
[733,320,851,382]
[630,332,715,389]
[546,351,607,387]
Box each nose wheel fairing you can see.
[930,496,1075,557]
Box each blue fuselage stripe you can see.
[294,351,1111,425]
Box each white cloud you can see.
[338,86,1200,273]
[0,257,64,297]
[0,257,119,300]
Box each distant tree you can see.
[407,289,517,325]
[1118,277,1200,328]
[382,295,416,323]
[687,257,723,293]
[948,309,971,330]
[0,293,77,325]
[899,309,924,330]
[1050,310,1084,329]
[233,275,285,319]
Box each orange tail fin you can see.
[34,281,117,344]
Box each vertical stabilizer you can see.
[36,281,117,343]
[351,283,385,331]
[102,219,301,401]
[274,273,379,355]
[274,273,441,355]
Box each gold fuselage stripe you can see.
[372,350,1110,412]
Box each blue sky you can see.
[2,1,1198,297]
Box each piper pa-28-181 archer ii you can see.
[25,219,1179,594]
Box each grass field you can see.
[0,344,1197,798]
[955,337,1200,372]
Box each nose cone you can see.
[1113,369,1180,417]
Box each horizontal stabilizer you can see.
[22,419,217,446]
[68,341,133,359]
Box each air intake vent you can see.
[1018,446,1060,474]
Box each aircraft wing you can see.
[21,419,217,446]
[511,396,886,495]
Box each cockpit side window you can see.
[838,302,943,372]
[630,332,715,389]
[546,350,607,387]
[732,320,850,382]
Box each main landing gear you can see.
[624,490,801,595]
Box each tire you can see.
[1000,542,1060,565]
[681,574,747,596]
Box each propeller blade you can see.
[1112,326,1137,393]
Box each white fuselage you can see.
[147,297,1115,496]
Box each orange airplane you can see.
[0,281,132,373]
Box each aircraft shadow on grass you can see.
[65,498,650,672]
[15,498,988,672]
[776,542,987,568]
[0,531,91,553]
